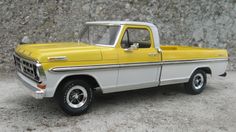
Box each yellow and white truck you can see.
[14,21,228,115]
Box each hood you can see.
[15,42,103,62]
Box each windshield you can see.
[79,25,121,46]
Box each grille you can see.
[14,54,40,82]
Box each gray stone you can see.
[192,28,204,42]
[0,0,235,72]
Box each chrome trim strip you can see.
[120,62,162,68]
[50,62,162,72]
[50,64,119,72]
[48,56,67,62]
[50,58,228,72]
[113,25,124,47]
[162,58,228,65]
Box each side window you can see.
[121,28,151,49]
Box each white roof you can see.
[86,21,156,27]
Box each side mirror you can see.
[20,36,30,44]
[124,43,139,52]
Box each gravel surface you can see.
[0,72,236,132]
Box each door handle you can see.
[148,53,158,57]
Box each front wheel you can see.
[185,69,207,95]
[56,79,93,116]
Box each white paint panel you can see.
[160,60,228,85]
[44,60,227,97]
[117,66,158,86]
[44,69,118,97]
[108,65,161,93]
[209,61,228,76]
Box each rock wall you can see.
[0,0,236,71]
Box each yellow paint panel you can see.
[15,42,119,71]
[161,45,228,61]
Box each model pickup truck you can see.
[14,21,228,115]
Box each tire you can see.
[185,69,207,95]
[56,79,94,116]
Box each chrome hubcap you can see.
[192,73,204,90]
[66,86,88,108]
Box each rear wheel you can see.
[56,79,93,116]
[185,69,207,95]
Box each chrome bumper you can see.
[16,71,45,99]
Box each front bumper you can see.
[16,71,45,99]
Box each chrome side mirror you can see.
[124,43,139,52]
[20,36,30,44]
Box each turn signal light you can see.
[37,83,46,89]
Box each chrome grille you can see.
[13,54,40,82]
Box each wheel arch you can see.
[190,66,212,79]
[194,67,212,75]
[54,74,101,97]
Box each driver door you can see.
[116,25,161,91]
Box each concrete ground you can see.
[0,72,236,132]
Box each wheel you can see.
[56,79,94,116]
[185,69,207,95]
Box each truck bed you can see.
[160,45,228,61]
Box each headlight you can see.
[36,62,46,83]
